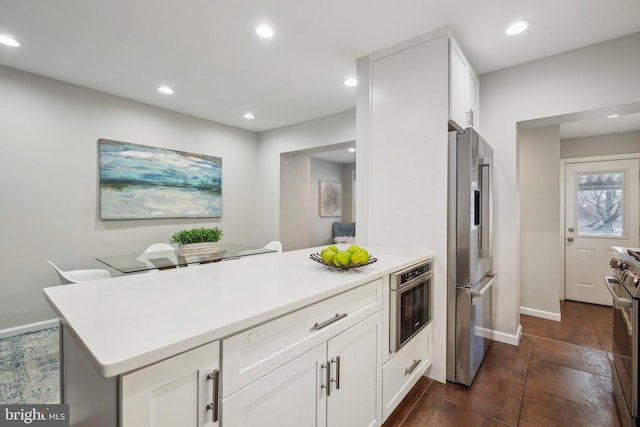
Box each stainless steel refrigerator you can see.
[447,127,495,386]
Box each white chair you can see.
[143,243,175,253]
[47,261,111,285]
[137,243,178,270]
[264,241,283,252]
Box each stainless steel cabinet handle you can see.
[320,361,332,396]
[330,357,341,390]
[405,359,421,376]
[313,313,347,331]
[206,370,219,423]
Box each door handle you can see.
[567,237,574,242]
[330,357,341,390]
[206,370,219,423]
[604,276,633,307]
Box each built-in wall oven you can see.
[606,247,640,427]
[390,259,433,352]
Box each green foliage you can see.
[170,227,223,244]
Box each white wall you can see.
[279,154,312,250]
[519,125,561,320]
[480,32,640,338]
[0,65,259,331]
[257,110,356,247]
[562,130,640,159]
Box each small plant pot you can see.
[177,242,219,257]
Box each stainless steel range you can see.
[606,247,640,427]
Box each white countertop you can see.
[44,245,431,378]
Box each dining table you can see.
[96,243,277,274]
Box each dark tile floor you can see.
[383,300,621,427]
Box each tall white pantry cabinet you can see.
[356,27,479,384]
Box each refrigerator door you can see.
[453,128,493,289]
[454,274,494,385]
[447,127,494,384]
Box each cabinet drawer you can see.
[382,323,431,421]
[222,278,382,397]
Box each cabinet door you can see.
[466,67,479,128]
[121,341,219,427]
[222,344,327,427]
[327,312,382,427]
[449,40,467,131]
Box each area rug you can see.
[0,326,60,404]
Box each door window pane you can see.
[576,171,624,237]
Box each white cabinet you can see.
[222,344,326,427]
[222,312,382,427]
[449,37,479,131]
[326,311,382,427]
[120,341,220,427]
[382,324,432,420]
[222,279,382,397]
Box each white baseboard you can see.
[0,319,59,339]
[488,324,522,346]
[520,306,561,322]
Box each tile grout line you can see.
[427,376,524,426]
[514,335,533,426]
[396,382,429,426]
[522,333,614,380]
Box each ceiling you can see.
[1,1,640,134]
[560,112,640,140]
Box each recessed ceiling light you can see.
[348,148,356,153]
[344,78,358,87]
[607,114,620,119]
[0,35,20,47]
[158,86,174,95]
[243,112,256,119]
[506,21,529,36]
[255,25,274,39]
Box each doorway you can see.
[563,158,640,305]
[518,105,640,321]
[279,142,356,250]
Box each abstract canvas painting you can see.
[319,181,342,217]
[99,139,222,219]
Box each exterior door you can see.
[565,159,640,305]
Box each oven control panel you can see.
[391,259,433,291]
[400,265,430,285]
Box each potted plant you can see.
[170,227,223,256]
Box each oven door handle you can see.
[604,276,633,307]
[470,275,495,299]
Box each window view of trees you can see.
[577,172,623,236]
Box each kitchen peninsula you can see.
[44,246,433,427]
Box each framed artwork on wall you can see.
[99,139,222,219]
[319,181,342,217]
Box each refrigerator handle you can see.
[478,157,493,258]
[470,275,495,298]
